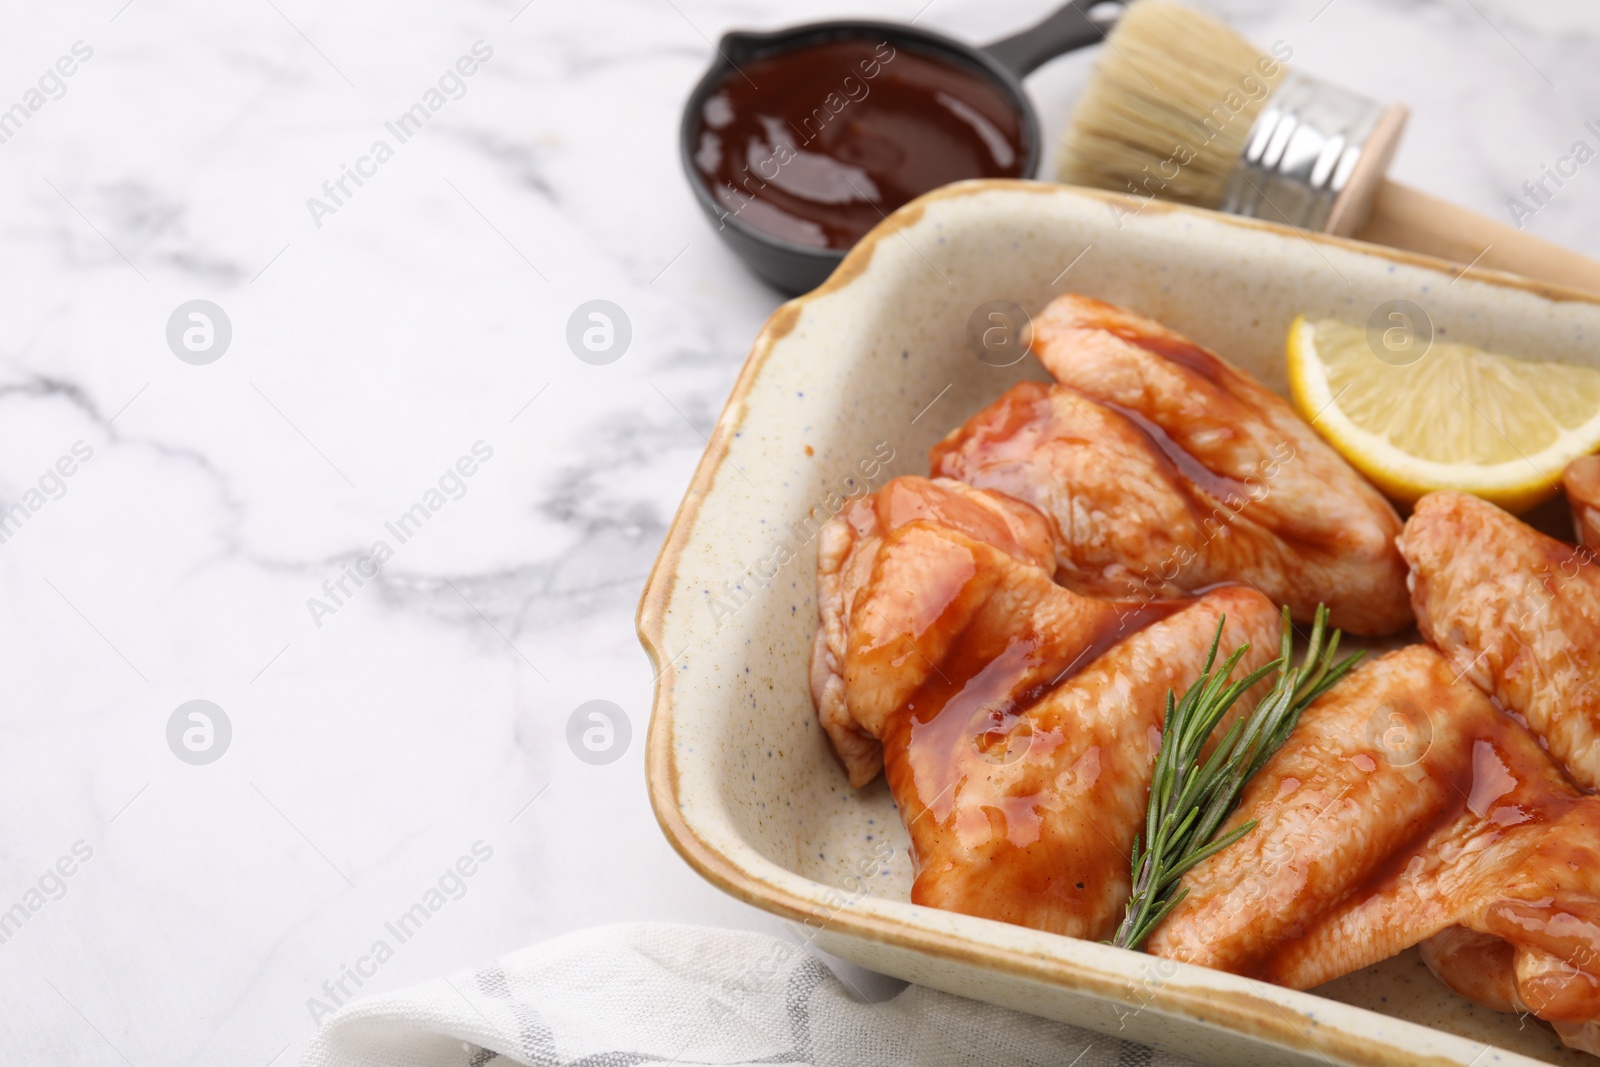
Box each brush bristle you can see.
[1058,1,1289,208]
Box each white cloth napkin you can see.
[301,922,1198,1067]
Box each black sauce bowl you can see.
[679,0,1123,294]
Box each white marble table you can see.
[1,0,1595,1063]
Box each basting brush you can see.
[1057,1,1600,294]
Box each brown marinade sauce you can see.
[693,38,1026,249]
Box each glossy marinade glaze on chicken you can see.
[809,293,1600,1057]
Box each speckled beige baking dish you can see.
[638,180,1600,1067]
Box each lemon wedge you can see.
[1287,314,1600,512]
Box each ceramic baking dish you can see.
[637,180,1600,1066]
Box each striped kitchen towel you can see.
[301,922,1196,1067]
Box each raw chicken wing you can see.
[931,294,1410,634]
[1147,644,1600,1051]
[1565,455,1600,549]
[1401,490,1600,791]
[810,476,1279,937]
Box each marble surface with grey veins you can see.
[1,0,1597,1063]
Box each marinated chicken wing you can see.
[931,294,1410,635]
[811,476,1280,937]
[1146,644,1600,1051]
[1146,645,1477,975]
[1566,455,1600,549]
[1401,490,1600,791]
[811,476,1058,788]
[1421,928,1600,1056]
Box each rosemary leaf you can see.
[1110,603,1363,951]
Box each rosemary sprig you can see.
[1110,603,1363,951]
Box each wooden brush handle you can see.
[1353,179,1600,296]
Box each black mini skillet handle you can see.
[982,0,1123,79]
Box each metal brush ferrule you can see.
[1219,71,1406,235]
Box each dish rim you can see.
[635,178,1600,1066]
